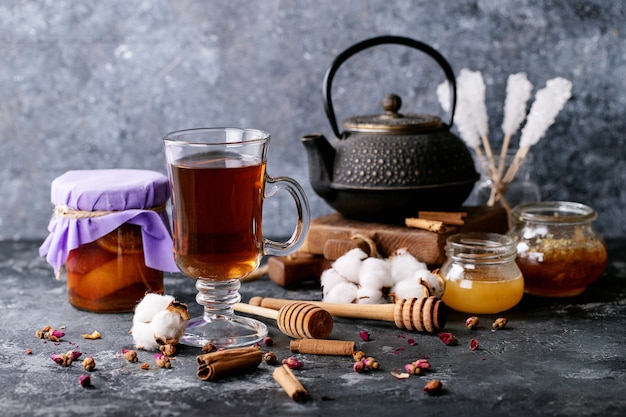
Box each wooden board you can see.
[299,206,508,265]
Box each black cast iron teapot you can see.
[302,36,478,223]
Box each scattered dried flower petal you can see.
[82,356,96,371]
[469,339,480,351]
[78,374,91,388]
[423,379,443,395]
[492,317,508,330]
[25,349,33,355]
[438,332,458,346]
[82,330,102,340]
[465,316,480,330]
[282,356,303,369]
[391,371,411,379]
[262,337,273,347]
[140,363,150,370]
[407,338,417,346]
[359,331,371,341]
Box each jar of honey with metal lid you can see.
[39,169,179,312]
[508,201,608,297]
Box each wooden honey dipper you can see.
[248,296,446,333]
[233,301,334,339]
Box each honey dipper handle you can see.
[233,303,279,321]
[255,297,396,322]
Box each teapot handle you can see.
[323,35,457,139]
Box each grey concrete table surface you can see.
[2,240,625,417]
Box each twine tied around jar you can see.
[53,203,167,219]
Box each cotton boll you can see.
[331,248,368,283]
[322,281,358,304]
[414,269,445,298]
[130,322,159,350]
[390,279,430,302]
[151,309,187,345]
[358,257,392,289]
[356,286,385,304]
[389,249,428,284]
[133,293,175,324]
[320,268,349,297]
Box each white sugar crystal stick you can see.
[502,77,572,185]
[458,69,496,177]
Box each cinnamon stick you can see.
[273,364,310,402]
[290,339,355,356]
[404,217,448,233]
[417,211,467,226]
[196,346,262,381]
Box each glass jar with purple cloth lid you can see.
[39,169,179,312]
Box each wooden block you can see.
[299,206,508,265]
[267,252,330,287]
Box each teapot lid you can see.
[343,94,443,134]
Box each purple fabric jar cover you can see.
[39,169,179,274]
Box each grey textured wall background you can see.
[1,0,624,241]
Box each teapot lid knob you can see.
[382,94,402,117]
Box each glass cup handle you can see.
[263,175,311,256]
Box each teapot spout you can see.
[301,133,336,200]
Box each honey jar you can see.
[39,169,179,312]
[439,232,524,314]
[508,201,608,297]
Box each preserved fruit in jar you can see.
[509,201,608,297]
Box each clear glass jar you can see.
[509,201,608,297]
[438,232,524,314]
[466,150,541,207]
[66,223,164,312]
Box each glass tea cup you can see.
[163,127,310,347]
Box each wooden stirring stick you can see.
[248,296,446,333]
[234,302,333,339]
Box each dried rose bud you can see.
[66,350,82,362]
[201,343,217,353]
[353,360,366,373]
[423,379,443,395]
[404,363,420,375]
[438,332,458,346]
[122,349,138,363]
[78,374,91,388]
[282,356,303,369]
[159,344,177,357]
[359,330,371,341]
[25,349,33,355]
[352,350,366,362]
[465,316,480,330]
[48,329,65,342]
[82,356,96,372]
[469,339,480,351]
[413,359,431,370]
[51,353,70,367]
[140,363,150,370]
[262,337,273,347]
[263,351,278,365]
[492,317,508,330]
[362,357,379,370]
[154,353,171,369]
